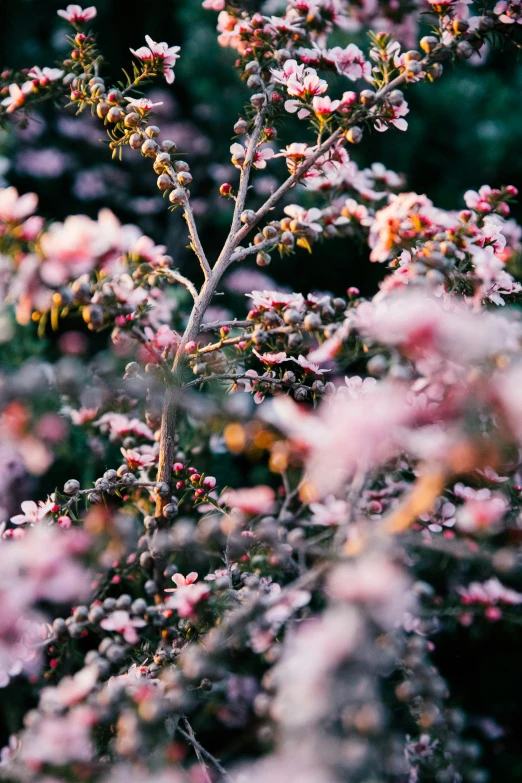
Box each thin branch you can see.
[199,319,252,332]
[215,108,267,272]
[230,236,277,263]
[181,193,211,279]
[163,268,198,301]
[180,718,213,783]
[177,722,232,780]
[228,126,343,255]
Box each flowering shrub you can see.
[1,1,522,781]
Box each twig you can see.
[182,193,211,280]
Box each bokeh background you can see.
[2,1,522,779]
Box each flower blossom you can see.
[0,187,38,222]
[130,36,180,84]
[1,83,32,114]
[57,5,97,23]
[10,499,55,526]
[100,611,146,644]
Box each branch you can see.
[230,236,277,263]
[178,719,232,780]
[181,193,211,280]
[199,319,252,333]
[227,126,343,256]
[163,268,198,301]
[215,108,267,272]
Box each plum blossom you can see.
[130,36,180,84]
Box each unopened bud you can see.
[241,209,257,225]
[169,188,186,205]
[145,125,160,138]
[124,112,140,128]
[346,126,363,144]
[141,139,159,158]
[177,171,193,186]
[456,40,473,59]
[420,36,439,54]
[129,133,143,150]
[256,252,271,267]
[360,90,376,107]
[250,92,267,109]
[157,173,172,191]
[107,106,125,123]
[234,118,248,135]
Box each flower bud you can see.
[478,15,495,31]
[247,74,263,90]
[283,370,296,384]
[453,17,469,33]
[175,160,190,172]
[427,63,443,80]
[169,188,186,205]
[97,101,110,119]
[145,125,160,138]
[64,478,80,495]
[304,313,322,330]
[129,133,143,150]
[141,139,159,158]
[220,182,233,196]
[294,387,308,401]
[157,173,172,191]
[82,304,104,327]
[161,139,177,152]
[456,40,473,59]
[420,36,439,54]
[280,231,294,246]
[107,106,125,123]
[250,92,267,109]
[177,171,193,186]
[244,60,260,75]
[406,61,423,76]
[360,90,376,107]
[234,118,248,135]
[284,308,303,325]
[124,112,140,128]
[241,209,257,225]
[256,252,271,267]
[346,126,363,144]
[388,90,404,107]
[155,482,170,497]
[262,225,278,240]
[164,501,178,518]
[405,50,422,61]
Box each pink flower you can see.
[312,95,341,116]
[202,0,226,9]
[25,66,64,87]
[252,349,290,365]
[328,44,371,82]
[222,486,276,515]
[57,4,97,23]
[374,100,409,132]
[458,578,522,606]
[124,97,164,112]
[165,571,199,590]
[130,35,180,84]
[10,499,54,526]
[1,83,32,114]
[0,187,38,222]
[120,446,157,469]
[293,355,330,375]
[100,610,146,644]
